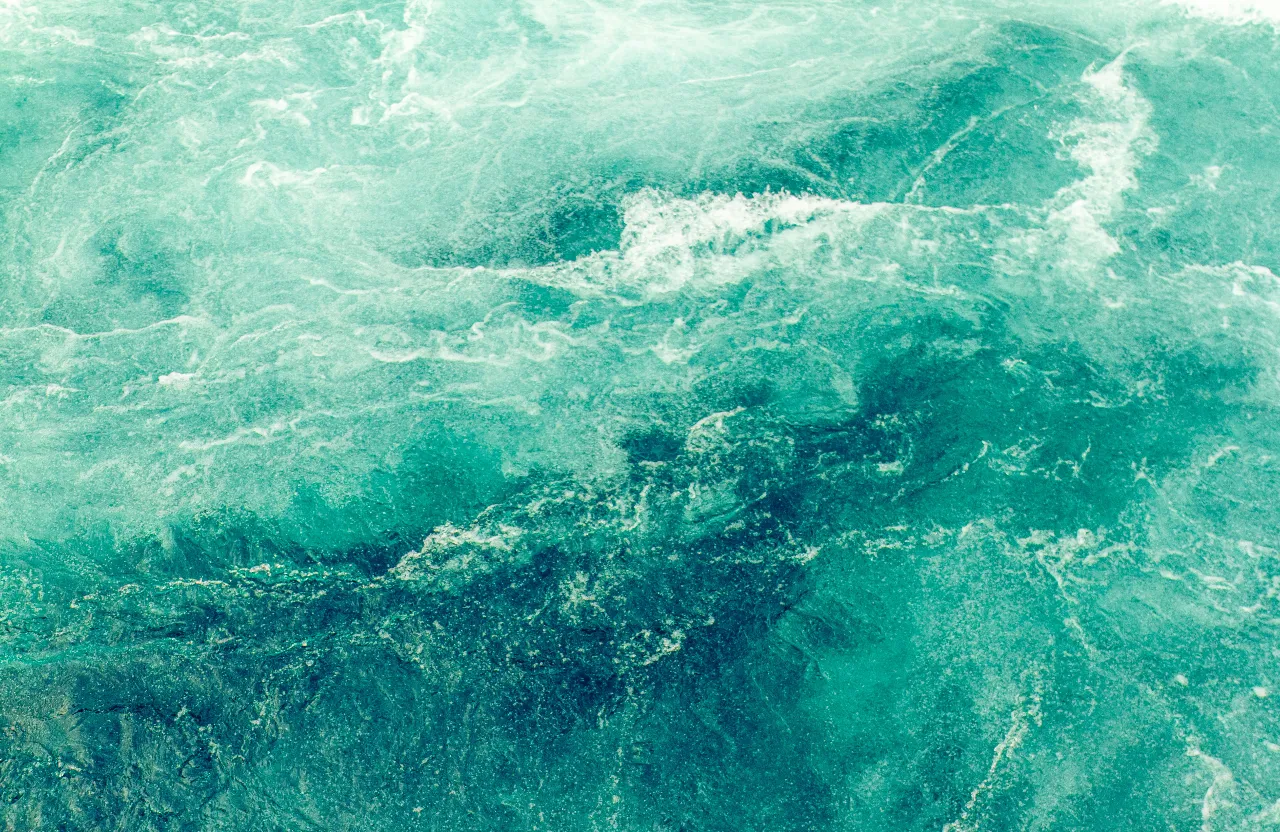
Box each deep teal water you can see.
[2,1,1280,829]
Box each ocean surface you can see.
[2,0,1279,829]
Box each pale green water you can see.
[1,1,1279,829]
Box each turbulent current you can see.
[2,1,1280,829]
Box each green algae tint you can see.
[2,1,1280,829]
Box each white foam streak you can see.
[607,190,883,296]
[1004,53,1155,283]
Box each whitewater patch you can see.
[1164,0,1280,25]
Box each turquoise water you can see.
[2,0,1280,828]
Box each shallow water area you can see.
[1,1,1280,830]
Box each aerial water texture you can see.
[1,0,1279,829]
